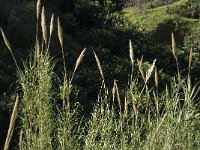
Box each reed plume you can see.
[57,17,63,50]
[113,80,121,113]
[129,39,134,65]
[71,48,86,82]
[93,51,104,81]
[57,17,67,83]
[36,0,41,20]
[41,7,47,45]
[47,14,54,51]
[171,33,180,78]
[0,28,20,71]
[0,27,11,51]
[138,56,145,82]
[171,33,177,60]
[4,95,19,150]
[74,48,86,73]
[50,14,54,37]
[124,96,128,118]
[112,80,116,104]
[145,59,156,84]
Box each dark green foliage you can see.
[184,26,200,79]
[186,0,200,19]
[184,27,200,54]
[172,0,200,19]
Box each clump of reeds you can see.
[56,17,86,149]
[18,1,55,149]
[1,0,200,149]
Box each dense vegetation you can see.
[0,0,199,149]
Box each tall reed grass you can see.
[1,0,199,149]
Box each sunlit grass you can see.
[124,0,200,33]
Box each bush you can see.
[185,0,200,19]
[184,27,200,54]
[184,26,200,78]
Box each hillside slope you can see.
[124,0,200,44]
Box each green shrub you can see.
[184,27,200,53]
[185,0,200,18]
[184,26,200,78]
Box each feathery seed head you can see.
[74,48,86,72]
[4,95,19,150]
[36,0,41,20]
[124,96,128,118]
[113,80,121,112]
[129,39,134,65]
[0,28,12,52]
[145,59,156,84]
[112,80,116,103]
[171,33,177,60]
[41,7,47,43]
[57,17,63,50]
[155,67,158,87]
[93,51,104,80]
[50,14,54,37]
[138,56,145,82]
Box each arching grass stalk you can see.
[56,14,86,150]
[93,51,106,92]
[0,28,20,72]
[4,95,19,150]
[57,17,69,110]
[70,48,86,83]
